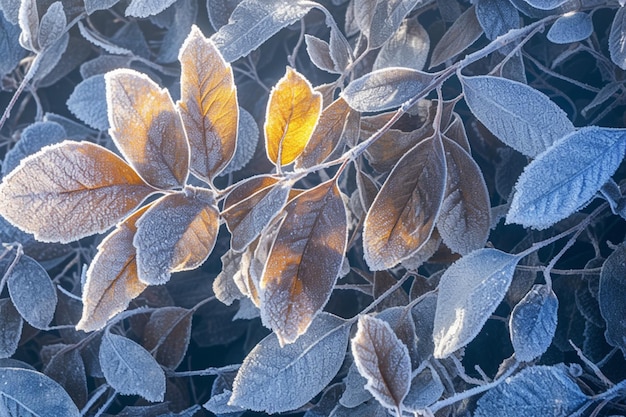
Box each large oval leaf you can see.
[178,25,238,181]
[433,248,521,358]
[547,12,593,44]
[363,135,446,271]
[0,141,154,243]
[599,243,626,356]
[106,68,189,189]
[259,180,348,345]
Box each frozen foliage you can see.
[547,12,593,44]
[2,121,66,175]
[66,75,109,131]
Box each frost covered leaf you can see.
[76,206,149,333]
[430,5,483,68]
[7,255,56,329]
[220,107,259,175]
[125,0,177,18]
[0,141,154,243]
[207,0,241,30]
[306,34,337,74]
[213,250,246,305]
[295,97,351,169]
[474,365,586,417]
[0,298,22,358]
[547,12,593,44]
[154,0,198,64]
[142,307,193,369]
[37,1,65,50]
[18,0,38,51]
[211,0,314,62]
[373,18,430,71]
[522,0,569,10]
[403,366,444,410]
[609,7,626,70]
[340,363,372,408]
[229,313,350,413]
[433,248,521,358]
[2,121,66,176]
[599,243,626,355]
[0,12,27,77]
[356,0,429,49]
[105,69,189,189]
[363,135,446,271]
[85,0,121,15]
[134,188,219,285]
[178,25,238,181]
[475,0,519,40]
[100,331,166,402]
[66,74,109,131]
[461,75,574,157]
[437,138,490,255]
[0,367,80,416]
[265,67,322,166]
[342,68,435,112]
[44,348,87,409]
[507,127,626,229]
[351,315,411,412]
[509,285,558,362]
[259,180,347,345]
[222,175,292,252]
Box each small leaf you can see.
[357,0,429,49]
[522,0,569,10]
[44,348,87,409]
[259,180,347,345]
[509,284,558,362]
[473,365,587,417]
[430,5,483,68]
[7,255,57,329]
[0,298,22,358]
[373,18,430,71]
[0,367,80,416]
[342,68,435,112]
[220,107,259,175]
[363,135,446,271]
[125,0,177,18]
[142,307,193,369]
[306,34,338,74]
[211,0,314,62]
[507,127,626,230]
[100,331,166,402]
[0,141,154,243]
[340,364,372,408]
[599,243,626,355]
[265,67,322,166]
[0,12,28,77]
[134,187,219,285]
[462,75,574,157]
[609,7,626,70]
[229,313,350,413]
[105,68,189,189]
[178,25,238,181]
[76,206,149,332]
[18,0,38,51]
[37,1,65,50]
[403,366,444,410]
[547,12,593,44]
[433,248,521,358]
[475,0,519,40]
[2,121,66,176]
[66,74,109,131]
[351,315,411,412]
[213,250,246,305]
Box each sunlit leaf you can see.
[433,248,521,358]
[100,331,166,402]
[76,206,150,332]
[178,25,238,181]
[105,68,189,189]
[259,180,347,345]
[2,121,66,176]
[430,5,483,68]
[264,67,322,166]
[609,7,626,70]
[351,315,411,412]
[599,243,626,356]
[363,135,446,271]
[37,1,65,50]
[507,127,626,230]
[475,0,519,40]
[125,0,176,18]
[134,187,219,285]
[547,12,592,44]
[142,306,193,369]
[0,298,22,359]
[373,18,429,71]
[66,74,109,131]
[230,313,350,413]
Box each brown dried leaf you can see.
[106,69,189,189]
[443,113,471,152]
[264,67,322,166]
[430,5,483,68]
[142,306,193,369]
[134,188,219,285]
[363,135,447,270]
[178,25,238,181]
[0,141,154,243]
[356,168,380,213]
[259,180,348,345]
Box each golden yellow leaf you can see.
[106,69,189,189]
[177,25,238,181]
[0,141,154,243]
[264,67,322,166]
[76,205,151,332]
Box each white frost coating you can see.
[547,12,593,44]
[523,0,569,9]
[507,126,626,230]
[37,2,65,50]
[361,0,428,49]
[2,121,66,175]
[475,0,519,40]
[229,313,349,413]
[433,248,520,358]
[373,19,430,72]
[125,0,176,18]
[404,365,444,410]
[67,74,109,131]
[462,75,574,157]
[609,7,626,70]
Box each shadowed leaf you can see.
[373,18,430,71]
[430,5,483,68]
[547,12,592,44]
[125,0,176,18]
[143,307,193,369]
[2,121,66,176]
[599,243,626,356]
[0,298,22,358]
[356,0,429,49]
[609,7,626,70]
[44,348,87,409]
[66,74,109,131]
[475,0,519,40]
[220,107,259,176]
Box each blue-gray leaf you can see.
[522,0,569,10]
[2,121,66,176]
[547,12,592,44]
[66,74,109,131]
[155,0,197,63]
[0,298,22,358]
[599,243,626,356]
[475,0,520,40]
[609,7,626,70]
[403,365,443,410]
[0,367,80,416]
[85,0,121,15]
[229,312,350,413]
[360,0,430,49]
[220,107,259,175]
[462,75,574,157]
[507,127,626,230]
[474,365,587,417]
[0,11,26,76]
[37,2,65,50]
[509,284,558,362]
[125,0,177,18]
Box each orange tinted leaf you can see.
[264,67,322,166]
[363,135,447,270]
[0,141,154,243]
[134,187,219,285]
[178,25,238,181]
[259,180,347,345]
[106,69,189,189]
[76,205,151,332]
